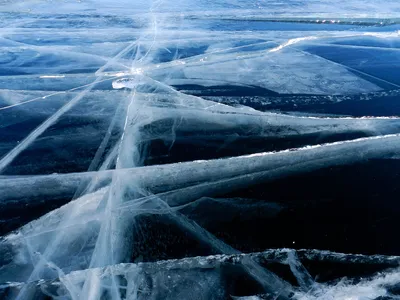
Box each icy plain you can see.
[1,0,400,299]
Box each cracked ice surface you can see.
[1,0,400,299]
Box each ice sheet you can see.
[1,1,400,299]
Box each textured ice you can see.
[1,249,400,299]
[1,1,400,299]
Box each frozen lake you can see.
[1,1,400,299]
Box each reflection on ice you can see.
[1,0,400,299]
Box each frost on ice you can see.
[1,0,400,299]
